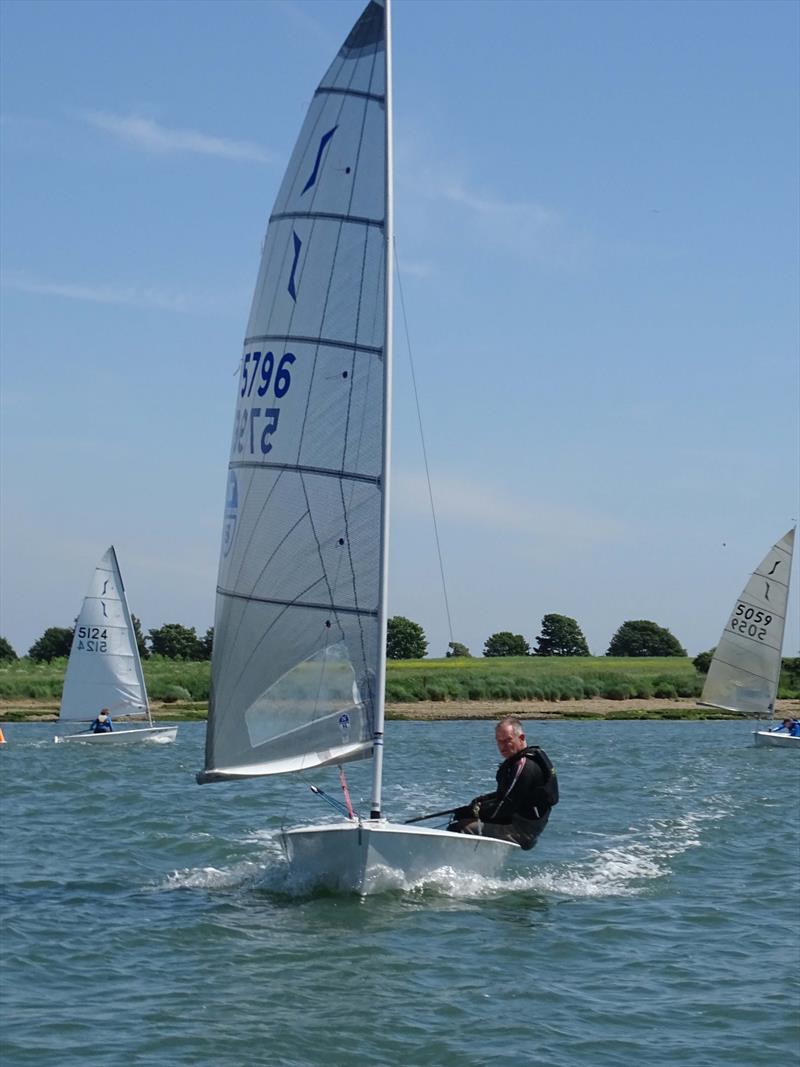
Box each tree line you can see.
[0,612,688,665]
[0,620,213,664]
[388,614,687,659]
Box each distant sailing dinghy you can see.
[54,547,177,745]
[197,0,518,892]
[699,528,797,748]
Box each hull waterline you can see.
[753,730,800,749]
[281,819,519,894]
[54,726,178,745]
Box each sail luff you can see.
[110,545,152,725]
[762,527,794,717]
[370,0,392,820]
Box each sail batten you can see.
[201,0,388,781]
[314,87,385,104]
[269,211,384,228]
[243,334,383,355]
[700,528,795,717]
[229,460,381,484]
[217,589,379,617]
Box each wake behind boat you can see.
[54,547,177,745]
[196,0,518,892]
[698,527,797,748]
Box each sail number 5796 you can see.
[233,350,295,455]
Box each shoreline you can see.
[2,697,798,723]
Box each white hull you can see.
[54,725,178,745]
[753,730,800,749]
[281,819,519,894]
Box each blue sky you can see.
[1,0,798,660]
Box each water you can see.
[1,719,798,1067]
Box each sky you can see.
[1,0,798,661]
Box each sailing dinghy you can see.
[54,547,177,744]
[197,0,518,891]
[699,528,797,747]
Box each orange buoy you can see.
[0,726,6,744]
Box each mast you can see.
[370,0,392,820]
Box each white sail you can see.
[200,0,389,782]
[59,546,150,722]
[700,528,795,716]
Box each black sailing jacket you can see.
[473,745,558,823]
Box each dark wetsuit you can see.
[448,745,558,850]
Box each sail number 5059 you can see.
[729,602,772,641]
[234,350,295,455]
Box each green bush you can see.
[779,658,800,697]
[159,685,193,703]
[603,683,634,700]
[489,683,512,699]
[653,682,676,699]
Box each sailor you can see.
[90,708,113,733]
[770,717,800,735]
[447,716,558,850]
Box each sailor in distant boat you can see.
[447,717,558,850]
[90,708,113,733]
[770,717,800,736]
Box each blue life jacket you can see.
[91,718,113,733]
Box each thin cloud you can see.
[393,470,624,547]
[443,182,558,229]
[81,110,273,162]
[3,271,196,312]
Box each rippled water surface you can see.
[1,719,798,1066]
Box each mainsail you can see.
[59,546,149,722]
[200,0,390,782]
[700,528,795,716]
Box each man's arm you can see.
[452,792,497,821]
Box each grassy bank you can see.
[385,655,706,703]
[2,654,798,707]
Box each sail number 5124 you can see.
[233,350,295,455]
[76,626,108,653]
[729,602,772,640]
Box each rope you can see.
[393,240,454,647]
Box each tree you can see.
[131,615,149,660]
[199,627,214,660]
[693,649,715,674]
[483,631,530,657]
[534,614,590,657]
[386,616,427,660]
[28,626,74,662]
[606,620,687,657]
[445,641,472,658]
[148,623,203,660]
[0,636,18,662]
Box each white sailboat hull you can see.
[753,730,800,749]
[54,725,178,745]
[281,819,519,894]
